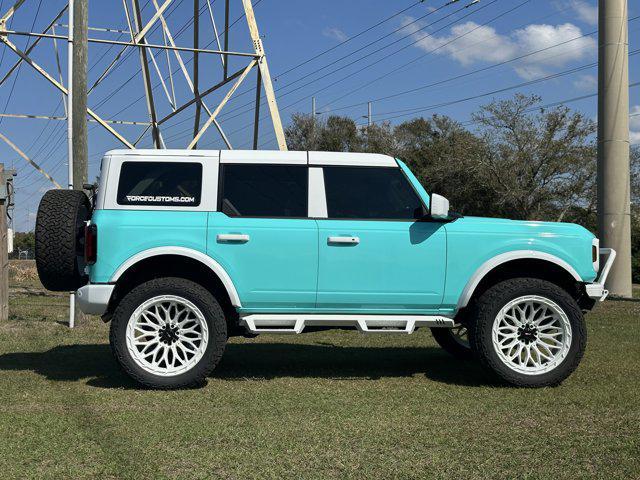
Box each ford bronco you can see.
[34,150,615,389]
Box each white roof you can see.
[105,149,398,167]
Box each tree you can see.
[361,122,395,154]
[471,94,596,221]
[393,115,497,215]
[11,231,34,258]
[284,114,320,151]
[285,114,363,152]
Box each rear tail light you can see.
[85,223,97,265]
[592,238,600,272]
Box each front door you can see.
[207,162,318,311]
[316,165,446,312]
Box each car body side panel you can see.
[442,217,598,309]
[316,220,447,310]
[89,209,208,283]
[206,213,318,310]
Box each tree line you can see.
[286,94,640,282]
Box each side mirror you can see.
[430,193,450,220]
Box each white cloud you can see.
[402,18,596,80]
[630,106,640,145]
[573,74,597,91]
[322,27,348,42]
[570,1,598,26]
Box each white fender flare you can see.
[110,246,241,307]
[457,250,583,309]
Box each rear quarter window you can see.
[116,161,202,207]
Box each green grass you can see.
[1,270,639,479]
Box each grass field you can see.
[1,261,639,479]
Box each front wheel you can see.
[468,278,586,387]
[110,277,227,389]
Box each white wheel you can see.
[125,295,210,377]
[491,295,572,376]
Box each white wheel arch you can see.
[110,247,241,307]
[457,250,582,309]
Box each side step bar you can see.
[240,314,455,335]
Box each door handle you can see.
[327,236,360,245]
[217,233,250,243]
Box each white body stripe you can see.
[110,246,241,307]
[457,250,583,309]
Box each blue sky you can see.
[0,0,638,231]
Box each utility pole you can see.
[0,164,7,322]
[367,101,372,126]
[0,163,14,323]
[68,0,89,328]
[312,96,316,117]
[72,0,88,191]
[597,0,631,298]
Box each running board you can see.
[240,314,454,335]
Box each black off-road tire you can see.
[431,326,474,360]
[35,189,91,291]
[110,277,227,389]
[468,278,586,388]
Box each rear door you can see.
[207,153,318,311]
[315,162,446,311]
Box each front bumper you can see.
[585,248,616,301]
[76,284,115,315]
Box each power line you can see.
[275,0,426,80]
[323,14,640,113]
[163,0,493,144]
[244,14,637,148]
[242,49,638,149]
[457,81,640,128]
[369,49,640,123]
[271,0,460,95]
[160,0,440,138]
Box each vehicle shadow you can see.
[0,342,498,389]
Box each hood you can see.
[451,216,596,240]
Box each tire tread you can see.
[109,277,227,389]
[35,189,90,291]
[468,278,586,387]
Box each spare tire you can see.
[35,189,91,291]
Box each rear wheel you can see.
[110,277,227,389]
[431,325,473,360]
[468,278,586,387]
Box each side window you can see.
[323,166,424,220]
[117,161,202,206]
[219,164,308,217]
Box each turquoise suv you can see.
[35,150,615,389]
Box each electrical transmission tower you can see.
[0,0,287,190]
[0,0,287,326]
